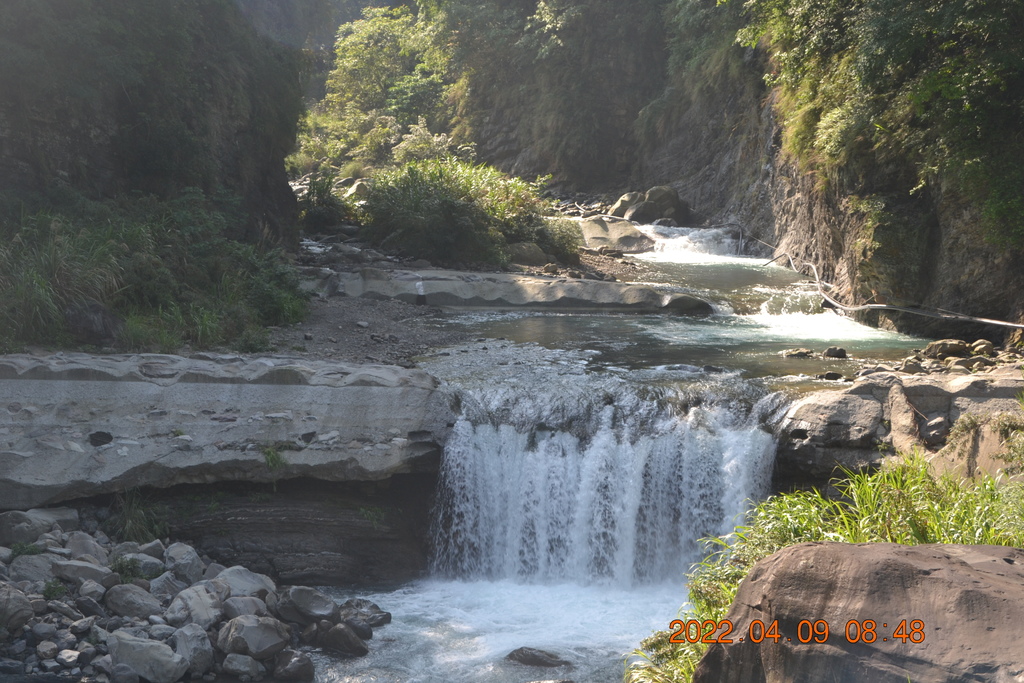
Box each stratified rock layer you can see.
[693,542,1024,683]
[0,354,452,510]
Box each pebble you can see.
[356,321,370,328]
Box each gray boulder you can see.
[644,185,685,220]
[121,553,165,578]
[506,647,571,667]
[609,192,643,218]
[148,572,188,604]
[922,339,970,359]
[52,560,113,585]
[222,653,265,679]
[163,543,203,586]
[10,553,58,583]
[0,584,33,634]
[276,586,339,626]
[138,540,165,560]
[623,200,663,224]
[107,630,188,683]
[216,566,276,598]
[321,623,368,657]
[274,649,316,681]
[223,596,269,620]
[216,615,291,660]
[66,531,108,563]
[165,584,223,630]
[171,623,214,676]
[111,662,139,683]
[79,579,107,602]
[0,508,79,545]
[105,584,163,619]
[579,216,655,253]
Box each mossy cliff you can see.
[0,0,308,244]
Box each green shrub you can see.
[10,542,44,560]
[361,157,551,265]
[627,456,1024,682]
[42,579,67,600]
[109,555,143,584]
[536,218,583,265]
[110,489,168,544]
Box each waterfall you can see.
[430,367,780,586]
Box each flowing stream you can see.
[316,225,924,682]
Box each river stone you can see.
[223,596,269,620]
[148,572,188,604]
[171,623,214,676]
[222,653,265,679]
[107,630,188,683]
[578,216,655,254]
[609,192,643,217]
[56,649,79,667]
[10,553,58,583]
[216,615,291,660]
[274,648,315,681]
[506,647,571,667]
[79,579,107,602]
[105,584,163,619]
[0,584,33,634]
[693,542,1024,683]
[340,598,392,627]
[36,641,59,660]
[644,185,683,217]
[122,553,165,578]
[66,531,108,564]
[508,242,549,266]
[321,623,368,657]
[0,509,79,545]
[163,543,203,585]
[165,584,223,630]
[922,338,970,359]
[53,560,113,585]
[216,566,276,598]
[276,586,339,626]
[623,200,663,224]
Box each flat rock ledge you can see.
[776,365,1024,488]
[0,353,454,510]
[693,542,1024,683]
[334,267,714,314]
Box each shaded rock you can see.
[222,653,265,679]
[216,566,276,598]
[138,540,165,560]
[107,630,188,683]
[111,662,139,683]
[53,560,113,585]
[216,615,291,660]
[972,339,995,356]
[692,542,1024,683]
[321,623,368,657]
[644,186,685,219]
[163,543,203,585]
[148,572,188,604]
[506,647,571,667]
[341,617,372,640]
[223,596,269,620]
[0,584,33,633]
[922,338,970,359]
[276,586,339,626]
[10,553,58,583]
[171,623,214,676]
[340,598,392,627]
[0,509,79,545]
[66,531,109,564]
[609,192,643,217]
[922,415,950,447]
[165,584,223,630]
[37,641,59,660]
[65,300,123,345]
[782,348,815,358]
[623,200,663,224]
[75,596,108,619]
[274,649,316,681]
[105,584,163,619]
[578,217,655,254]
[822,346,847,358]
[79,578,106,601]
[508,242,550,266]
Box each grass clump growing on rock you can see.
[360,157,552,266]
[626,457,1024,682]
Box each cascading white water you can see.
[429,354,779,587]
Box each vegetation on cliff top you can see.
[625,456,1024,682]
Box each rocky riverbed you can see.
[0,507,391,682]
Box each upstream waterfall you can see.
[431,374,778,585]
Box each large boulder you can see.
[148,572,188,604]
[644,185,687,221]
[274,649,316,681]
[216,615,291,660]
[163,543,203,586]
[223,596,269,620]
[693,542,1024,683]
[320,623,369,657]
[107,630,189,683]
[171,623,214,676]
[275,586,339,626]
[10,553,59,583]
[609,191,643,217]
[52,560,114,586]
[0,509,79,545]
[0,584,33,635]
[216,566,276,598]
[66,531,109,563]
[578,216,655,253]
[222,653,265,679]
[105,584,163,619]
[165,584,223,630]
[623,200,664,224]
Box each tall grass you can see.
[626,456,1024,683]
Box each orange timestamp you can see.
[668,618,926,645]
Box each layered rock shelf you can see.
[0,354,453,511]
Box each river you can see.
[313,225,924,682]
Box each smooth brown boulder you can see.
[693,542,1024,683]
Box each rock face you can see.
[776,365,1024,488]
[693,542,1024,683]
[0,353,451,510]
[337,267,712,315]
[578,216,656,253]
